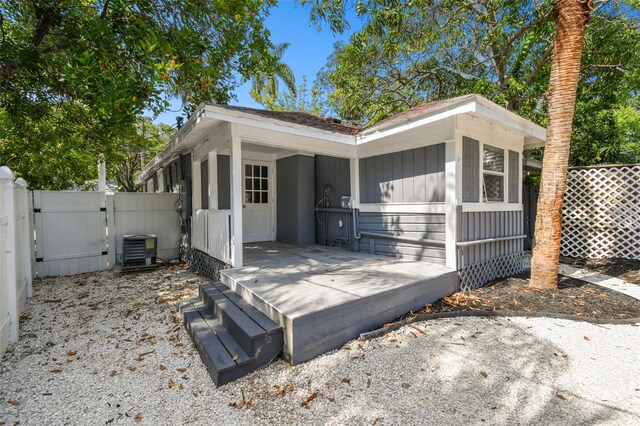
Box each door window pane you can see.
[261,192,268,203]
[245,164,252,177]
[245,178,252,190]
[253,165,260,177]
[245,191,252,203]
[261,166,268,177]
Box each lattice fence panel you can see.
[561,165,640,260]
[189,248,230,280]
[459,252,526,292]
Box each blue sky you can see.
[152,1,363,126]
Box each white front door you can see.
[242,160,274,243]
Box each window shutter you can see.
[200,160,209,209]
[462,137,480,202]
[508,150,520,203]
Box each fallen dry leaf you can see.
[583,336,590,341]
[159,364,166,371]
[109,370,117,377]
[8,400,20,406]
[168,378,176,389]
[341,377,351,384]
[67,350,77,356]
[301,392,319,408]
[134,412,143,423]
[388,339,398,343]
[480,371,488,379]
[50,369,62,374]
[128,366,137,372]
[409,325,427,335]
[556,392,566,400]
[176,368,186,373]
[246,399,253,409]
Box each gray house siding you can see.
[315,155,352,246]
[359,144,445,204]
[276,155,315,246]
[357,212,446,264]
[457,210,524,266]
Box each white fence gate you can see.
[33,190,108,277]
[561,164,640,260]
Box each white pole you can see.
[98,157,106,192]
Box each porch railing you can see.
[192,209,232,265]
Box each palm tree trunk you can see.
[530,0,592,289]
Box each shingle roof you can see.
[360,94,476,134]
[208,104,360,135]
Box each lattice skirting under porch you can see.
[458,252,526,292]
[189,248,230,280]
[561,165,640,260]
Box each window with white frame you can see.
[482,145,504,202]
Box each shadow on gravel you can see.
[237,318,634,425]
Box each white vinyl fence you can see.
[107,192,181,266]
[0,166,33,360]
[562,164,640,260]
[192,209,232,264]
[33,190,108,276]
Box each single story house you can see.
[137,94,546,385]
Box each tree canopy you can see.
[0,0,279,189]
[309,0,640,165]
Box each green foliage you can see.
[250,43,297,109]
[108,118,173,192]
[310,0,640,166]
[0,0,278,189]
[265,76,328,115]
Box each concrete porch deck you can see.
[219,242,458,364]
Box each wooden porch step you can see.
[180,282,283,386]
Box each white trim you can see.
[204,106,355,145]
[461,203,523,212]
[359,203,446,214]
[350,158,360,209]
[445,139,457,269]
[358,103,475,144]
[208,150,218,209]
[229,124,243,267]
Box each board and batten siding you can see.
[357,212,446,264]
[359,144,445,204]
[457,210,523,267]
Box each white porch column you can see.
[156,169,164,193]
[192,158,202,211]
[208,150,218,210]
[229,125,243,267]
[444,138,459,270]
[349,155,360,209]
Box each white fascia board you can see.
[475,97,546,143]
[357,103,476,144]
[203,106,356,145]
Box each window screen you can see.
[508,150,520,203]
[462,137,480,202]
[482,145,504,202]
[200,160,209,209]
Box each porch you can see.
[219,242,457,364]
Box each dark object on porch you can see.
[180,281,283,386]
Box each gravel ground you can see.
[1,268,640,425]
